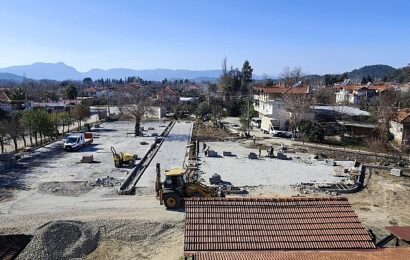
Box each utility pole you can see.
[247,97,250,136]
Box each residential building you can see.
[157,86,180,103]
[82,87,97,97]
[0,88,24,112]
[335,85,371,105]
[26,100,79,112]
[0,88,12,111]
[253,84,310,129]
[145,106,166,119]
[335,83,395,106]
[390,109,410,145]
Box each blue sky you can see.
[0,0,409,75]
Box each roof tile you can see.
[184,197,375,252]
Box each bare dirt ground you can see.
[347,171,410,240]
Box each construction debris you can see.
[276,152,288,160]
[209,174,222,184]
[248,152,258,159]
[81,154,94,163]
[207,173,247,195]
[222,151,233,156]
[207,150,218,157]
[390,168,402,177]
[90,176,117,187]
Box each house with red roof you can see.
[157,86,180,103]
[335,85,371,105]
[390,108,410,145]
[0,88,24,112]
[82,87,97,97]
[0,88,13,112]
[253,84,311,128]
[335,83,395,106]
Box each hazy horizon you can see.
[1,0,410,75]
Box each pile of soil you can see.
[195,122,235,141]
[17,221,99,260]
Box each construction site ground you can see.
[0,120,188,259]
[0,119,409,259]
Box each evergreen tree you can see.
[361,76,367,85]
[64,85,78,100]
[366,75,372,83]
[240,60,253,95]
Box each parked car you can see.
[271,129,292,138]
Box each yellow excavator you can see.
[111,146,138,168]
[155,163,223,209]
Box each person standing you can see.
[258,145,262,158]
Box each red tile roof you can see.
[340,85,367,91]
[190,248,410,260]
[158,86,180,97]
[0,89,11,103]
[83,87,96,93]
[184,197,375,252]
[254,85,309,95]
[394,109,410,123]
[368,84,394,92]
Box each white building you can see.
[253,85,310,129]
[335,85,375,105]
[145,106,166,119]
[390,109,410,145]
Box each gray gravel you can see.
[38,181,93,197]
[17,220,100,260]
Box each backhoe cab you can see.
[111,146,138,168]
[155,164,223,210]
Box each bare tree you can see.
[0,121,7,153]
[376,89,398,142]
[283,92,313,135]
[313,87,336,105]
[280,66,304,86]
[72,104,91,129]
[117,87,151,136]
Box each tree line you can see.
[0,104,90,153]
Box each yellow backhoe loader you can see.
[111,146,138,168]
[155,163,223,209]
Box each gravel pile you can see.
[17,220,99,260]
[93,219,177,243]
[38,181,93,197]
[89,176,118,187]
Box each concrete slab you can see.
[199,142,342,186]
[137,121,193,187]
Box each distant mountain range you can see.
[0,72,26,83]
[0,62,402,83]
[0,62,224,82]
[347,65,397,81]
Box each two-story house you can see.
[253,84,311,129]
[390,109,410,145]
[335,85,369,105]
